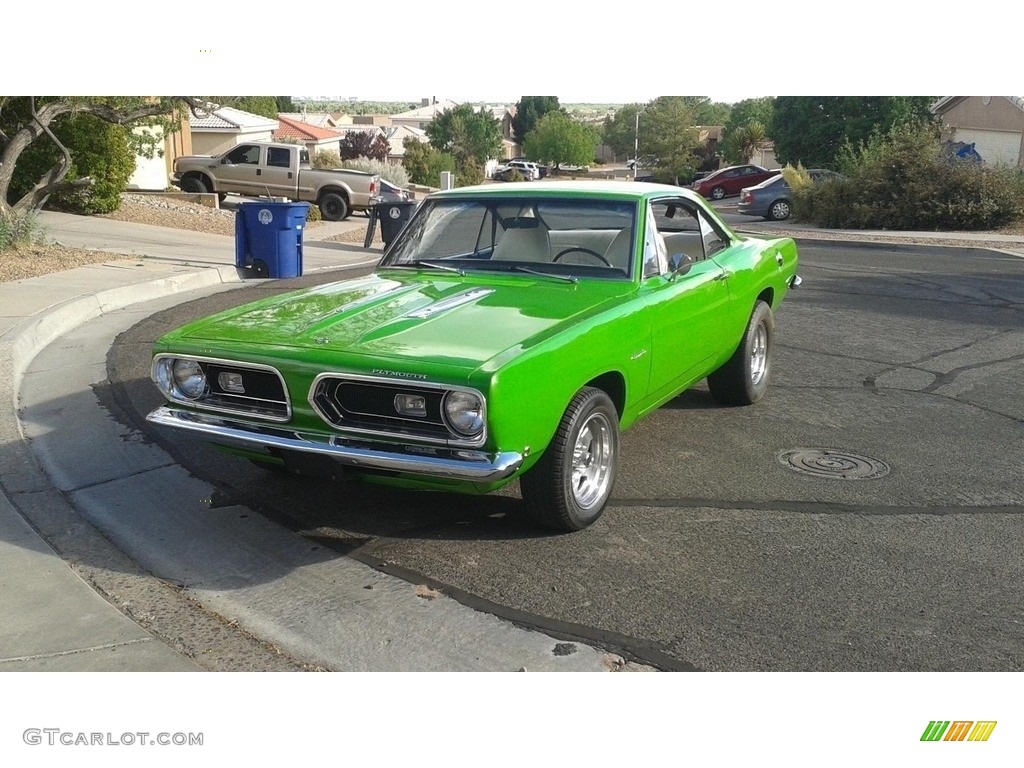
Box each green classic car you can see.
[148,181,800,531]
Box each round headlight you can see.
[172,359,207,400]
[443,391,484,437]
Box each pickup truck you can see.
[170,142,378,220]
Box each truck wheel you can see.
[520,387,618,532]
[707,300,774,406]
[319,193,349,221]
[180,177,208,194]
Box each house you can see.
[391,98,459,130]
[383,124,428,164]
[930,97,1024,167]
[127,108,192,191]
[273,115,345,157]
[187,106,279,156]
[278,112,346,129]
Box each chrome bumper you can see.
[146,406,523,483]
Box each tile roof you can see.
[278,112,338,128]
[189,106,279,131]
[274,115,344,142]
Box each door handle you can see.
[256,169,262,176]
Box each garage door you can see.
[954,128,1022,166]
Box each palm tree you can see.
[731,121,767,164]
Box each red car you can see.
[692,164,780,200]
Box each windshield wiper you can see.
[410,259,465,276]
[512,266,578,284]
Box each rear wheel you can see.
[767,199,791,221]
[520,387,618,532]
[707,300,774,406]
[710,186,726,200]
[319,192,349,221]
[251,259,269,279]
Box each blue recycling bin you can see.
[235,201,310,278]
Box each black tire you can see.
[319,192,349,221]
[520,387,618,532]
[252,259,270,279]
[710,186,726,200]
[180,176,208,194]
[707,300,774,406]
[767,199,791,221]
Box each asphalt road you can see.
[101,239,1024,671]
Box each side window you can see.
[698,209,729,257]
[267,147,291,168]
[650,198,733,264]
[642,204,668,277]
[225,145,261,165]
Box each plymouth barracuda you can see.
[147,181,801,531]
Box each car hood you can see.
[169,272,631,371]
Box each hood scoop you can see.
[405,288,494,319]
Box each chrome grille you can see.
[311,376,451,441]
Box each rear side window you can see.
[267,147,291,168]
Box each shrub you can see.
[0,211,47,250]
[312,150,343,169]
[794,122,1024,231]
[455,157,485,187]
[341,157,410,188]
[506,170,525,183]
[10,113,135,215]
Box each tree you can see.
[425,103,502,166]
[680,97,731,126]
[602,103,645,159]
[401,137,455,187]
[1,96,214,235]
[338,130,390,162]
[522,111,596,167]
[729,121,768,164]
[770,97,936,169]
[637,97,702,184]
[722,97,774,164]
[511,96,562,144]
[275,96,296,113]
[10,112,136,214]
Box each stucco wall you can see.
[191,130,275,157]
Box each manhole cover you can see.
[778,449,890,480]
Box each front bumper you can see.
[146,406,523,483]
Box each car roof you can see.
[430,180,708,203]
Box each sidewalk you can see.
[0,214,376,671]
[2,211,1023,671]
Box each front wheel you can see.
[318,192,349,221]
[707,300,774,406]
[710,186,727,200]
[520,387,619,532]
[179,176,208,194]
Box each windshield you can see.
[380,197,638,280]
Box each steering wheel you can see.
[552,246,612,267]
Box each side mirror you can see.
[669,253,695,279]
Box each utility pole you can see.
[633,111,639,180]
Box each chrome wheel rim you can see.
[570,412,614,509]
[750,322,769,385]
